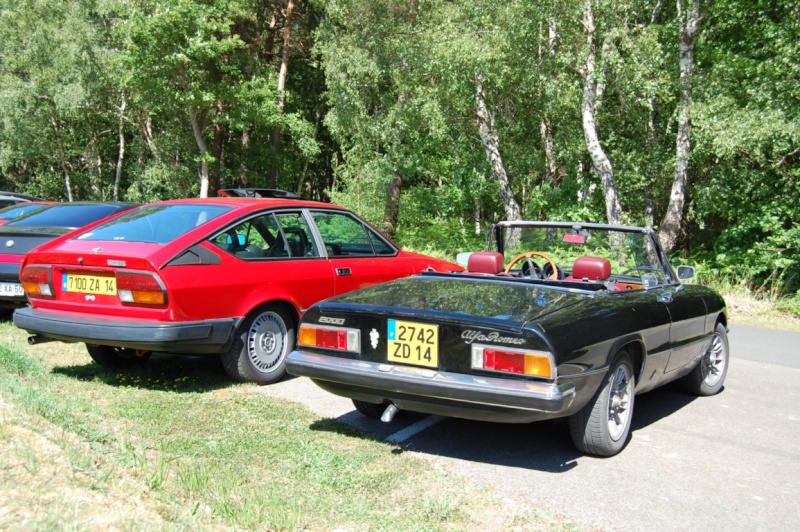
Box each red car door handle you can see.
[336,268,352,276]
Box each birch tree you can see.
[579,0,622,225]
[658,0,710,252]
[475,76,522,223]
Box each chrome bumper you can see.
[287,350,576,422]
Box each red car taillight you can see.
[298,324,360,352]
[115,271,167,305]
[471,345,555,379]
[20,265,54,298]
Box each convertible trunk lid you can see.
[326,274,588,326]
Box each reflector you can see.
[20,265,53,297]
[115,271,166,305]
[298,324,360,352]
[471,344,554,379]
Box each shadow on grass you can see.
[307,383,703,472]
[51,352,236,393]
[309,417,388,443]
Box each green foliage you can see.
[124,161,197,202]
[0,0,798,299]
[776,292,800,319]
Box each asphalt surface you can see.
[257,323,800,531]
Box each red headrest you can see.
[467,251,505,274]
[572,256,611,281]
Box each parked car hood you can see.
[324,274,590,326]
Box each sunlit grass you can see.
[0,320,565,530]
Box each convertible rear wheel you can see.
[86,344,151,367]
[569,351,635,457]
[679,323,729,396]
[222,304,295,385]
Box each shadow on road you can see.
[310,382,701,472]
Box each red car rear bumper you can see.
[13,307,238,355]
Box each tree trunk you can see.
[475,77,522,223]
[188,107,210,198]
[137,107,160,162]
[540,16,561,192]
[211,99,224,196]
[541,118,559,188]
[658,0,705,252]
[50,117,73,202]
[382,173,402,239]
[114,96,126,201]
[269,0,297,188]
[580,0,622,225]
[238,129,250,187]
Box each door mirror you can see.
[676,265,696,280]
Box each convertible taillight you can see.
[115,271,167,305]
[471,345,554,379]
[298,324,360,352]
[20,265,54,298]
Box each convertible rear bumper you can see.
[287,350,577,423]
[13,307,238,355]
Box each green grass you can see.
[0,320,569,531]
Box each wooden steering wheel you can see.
[504,251,559,280]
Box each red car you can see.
[13,197,462,384]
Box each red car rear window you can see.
[76,204,232,244]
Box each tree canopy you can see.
[0,0,797,295]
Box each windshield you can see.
[76,204,231,244]
[494,223,672,288]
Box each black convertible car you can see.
[286,221,729,456]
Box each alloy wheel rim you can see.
[607,365,632,441]
[247,311,287,373]
[701,333,726,386]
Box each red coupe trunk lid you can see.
[28,240,162,271]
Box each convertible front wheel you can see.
[222,304,295,385]
[679,323,729,396]
[569,351,635,457]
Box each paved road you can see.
[257,323,800,531]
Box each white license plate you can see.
[0,282,24,297]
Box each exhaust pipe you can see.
[381,404,400,423]
[27,335,55,345]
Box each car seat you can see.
[466,251,505,274]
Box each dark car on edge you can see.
[0,202,137,309]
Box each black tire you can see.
[86,344,151,367]
[353,400,386,419]
[222,303,295,385]
[569,351,635,457]
[679,323,729,396]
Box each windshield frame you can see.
[489,221,678,288]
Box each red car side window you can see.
[311,211,395,257]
